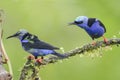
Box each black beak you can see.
[6,33,19,39]
[68,22,76,25]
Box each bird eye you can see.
[74,21,83,24]
[16,32,21,35]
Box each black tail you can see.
[52,52,67,58]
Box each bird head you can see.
[7,29,28,40]
[69,16,88,29]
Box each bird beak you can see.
[6,33,19,39]
[68,22,76,25]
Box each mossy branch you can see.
[19,38,120,80]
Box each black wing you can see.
[87,18,96,27]
[22,35,59,50]
[88,18,106,33]
[98,20,106,33]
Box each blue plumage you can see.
[69,16,107,41]
[7,29,66,59]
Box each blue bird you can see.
[69,16,108,44]
[7,29,66,62]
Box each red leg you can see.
[102,36,108,43]
[36,56,44,63]
[91,41,96,46]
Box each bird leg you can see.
[102,36,108,43]
[91,37,97,46]
[91,41,96,46]
[27,55,43,64]
[36,56,44,64]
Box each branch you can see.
[0,9,12,80]
[19,38,120,80]
[40,38,120,64]
[0,26,12,80]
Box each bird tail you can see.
[52,52,67,58]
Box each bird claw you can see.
[36,58,43,64]
[91,41,96,46]
[104,38,108,44]
[103,36,109,44]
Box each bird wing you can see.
[88,18,106,33]
[22,39,60,50]
[87,18,96,27]
[97,20,106,33]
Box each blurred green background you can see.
[0,0,120,80]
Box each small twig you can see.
[0,28,12,80]
[19,38,120,80]
[0,9,13,80]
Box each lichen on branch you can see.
[19,38,120,80]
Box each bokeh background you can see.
[0,0,120,80]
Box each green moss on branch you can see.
[19,38,120,80]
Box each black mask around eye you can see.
[74,21,83,24]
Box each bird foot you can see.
[36,58,43,64]
[27,55,35,60]
[103,38,108,44]
[102,36,109,44]
[91,41,96,46]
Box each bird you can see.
[7,29,66,62]
[69,16,107,44]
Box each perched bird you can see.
[7,29,66,61]
[69,16,107,44]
